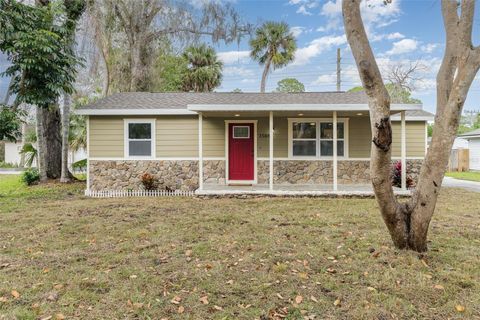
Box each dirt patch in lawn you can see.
[0,183,479,319]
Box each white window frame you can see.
[319,120,346,158]
[232,125,251,139]
[124,119,156,159]
[288,118,349,159]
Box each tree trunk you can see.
[19,122,27,168]
[60,94,71,183]
[129,41,149,91]
[101,46,111,96]
[41,104,63,179]
[260,58,272,93]
[36,107,48,182]
[342,0,480,252]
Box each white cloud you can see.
[293,35,347,66]
[241,78,255,83]
[290,26,305,38]
[312,74,337,85]
[217,50,250,64]
[321,0,401,30]
[288,0,318,16]
[297,5,312,15]
[386,39,418,55]
[421,43,438,53]
[223,66,255,77]
[386,32,405,40]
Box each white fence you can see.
[84,189,195,198]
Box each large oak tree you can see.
[343,0,480,251]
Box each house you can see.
[76,92,434,195]
[458,129,480,170]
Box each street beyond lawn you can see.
[0,175,479,319]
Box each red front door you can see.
[228,123,254,181]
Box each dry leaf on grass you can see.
[434,284,444,290]
[295,295,303,304]
[170,296,182,304]
[199,296,209,305]
[334,298,341,306]
[455,305,465,312]
[310,295,318,303]
[177,305,185,314]
[11,290,20,298]
[0,297,7,302]
[213,305,223,311]
[55,314,65,320]
[133,302,144,309]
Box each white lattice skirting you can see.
[84,189,195,198]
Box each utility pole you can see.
[336,48,341,91]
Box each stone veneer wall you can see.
[258,159,423,185]
[89,159,423,190]
[89,160,226,191]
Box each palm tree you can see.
[69,114,87,155]
[249,21,297,93]
[182,44,223,92]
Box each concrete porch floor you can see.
[196,184,409,197]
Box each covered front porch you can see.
[197,183,410,196]
[190,103,416,195]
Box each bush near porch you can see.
[0,175,479,319]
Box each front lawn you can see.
[445,171,480,182]
[0,175,479,319]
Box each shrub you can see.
[0,161,18,168]
[72,159,87,172]
[391,161,414,189]
[141,173,157,190]
[21,168,40,186]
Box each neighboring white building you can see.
[458,129,480,171]
[3,140,86,168]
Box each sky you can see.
[210,0,480,113]
[2,0,480,114]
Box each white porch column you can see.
[269,111,274,190]
[333,111,338,191]
[401,111,406,191]
[198,112,204,191]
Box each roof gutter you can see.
[75,109,197,115]
[75,103,423,115]
[187,103,423,112]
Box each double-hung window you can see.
[292,121,317,156]
[289,119,347,158]
[125,119,155,158]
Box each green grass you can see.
[0,175,479,319]
[445,171,480,182]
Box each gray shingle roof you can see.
[459,128,480,137]
[78,91,372,110]
[391,109,434,120]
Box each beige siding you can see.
[392,121,426,157]
[349,117,371,158]
[203,118,225,157]
[88,115,426,159]
[258,117,288,158]
[156,116,198,157]
[89,116,124,157]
